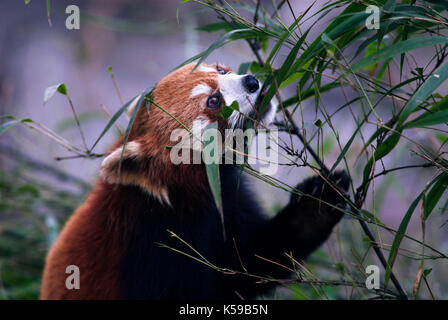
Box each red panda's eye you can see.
[216,66,227,75]
[207,93,222,109]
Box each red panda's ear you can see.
[99,141,142,185]
[99,141,171,205]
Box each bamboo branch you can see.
[211,0,409,299]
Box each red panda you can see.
[41,62,349,300]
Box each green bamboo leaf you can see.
[375,133,402,160]
[423,268,433,277]
[43,83,66,104]
[403,95,448,128]
[196,22,238,33]
[352,37,448,71]
[288,10,369,77]
[385,192,423,286]
[217,101,239,120]
[425,173,448,219]
[14,184,40,197]
[362,40,386,72]
[403,109,448,128]
[398,60,448,126]
[0,120,21,135]
[321,33,336,46]
[279,72,303,89]
[435,133,448,145]
[394,4,436,20]
[362,132,401,190]
[0,117,33,136]
[204,123,222,209]
[46,0,51,25]
[57,84,67,95]
[237,62,251,75]
[385,174,441,285]
[203,121,224,235]
[428,94,448,112]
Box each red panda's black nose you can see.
[242,75,259,94]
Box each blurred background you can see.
[0,0,446,299]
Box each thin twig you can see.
[65,94,89,151]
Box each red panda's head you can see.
[99,63,277,204]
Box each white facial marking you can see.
[198,65,217,73]
[217,74,261,128]
[190,83,212,98]
[216,73,279,128]
[218,74,248,106]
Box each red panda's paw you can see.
[292,170,350,224]
[270,171,350,260]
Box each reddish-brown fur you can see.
[42,182,123,299]
[41,63,230,299]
